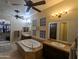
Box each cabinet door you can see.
[43,44,69,59]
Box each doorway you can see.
[0,20,10,41]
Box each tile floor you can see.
[0,42,44,59]
[0,43,23,59]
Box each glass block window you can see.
[40,17,46,26]
[40,30,46,38]
[32,30,36,36]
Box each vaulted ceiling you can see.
[0,0,64,19]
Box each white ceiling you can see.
[0,0,64,19]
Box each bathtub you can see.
[20,39,42,49]
[17,39,43,59]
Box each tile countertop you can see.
[42,40,71,53]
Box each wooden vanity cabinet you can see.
[43,44,69,59]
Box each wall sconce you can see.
[58,14,61,18]
[51,10,68,18]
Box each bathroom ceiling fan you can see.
[14,10,24,19]
[11,0,46,12]
[14,15,24,19]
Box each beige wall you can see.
[30,0,78,43]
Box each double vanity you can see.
[42,40,70,59]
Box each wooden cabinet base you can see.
[43,44,69,59]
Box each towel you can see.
[69,38,77,59]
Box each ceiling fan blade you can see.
[26,6,31,12]
[24,0,31,3]
[32,7,41,12]
[14,15,24,19]
[11,3,22,6]
[32,0,46,6]
[19,16,24,19]
[14,15,19,19]
[14,10,20,13]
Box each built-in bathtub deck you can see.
[16,39,43,59]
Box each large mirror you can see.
[49,23,57,40]
[48,21,77,44]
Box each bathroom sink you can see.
[20,39,41,49]
[50,42,66,48]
